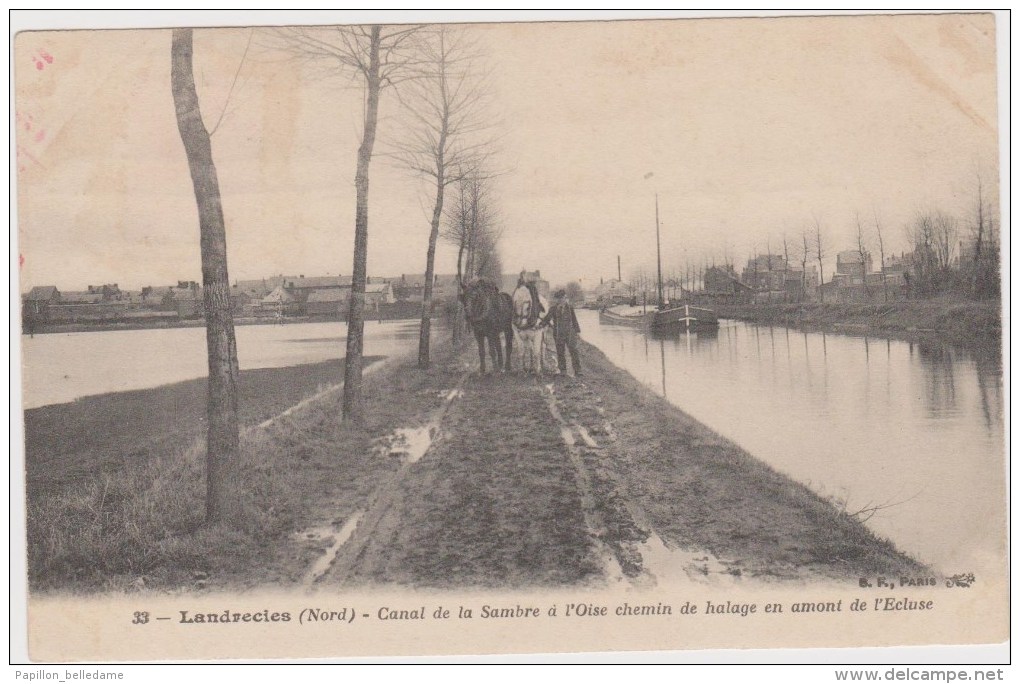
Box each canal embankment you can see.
[321,338,922,590]
[714,299,1001,349]
[25,355,383,591]
[25,327,923,594]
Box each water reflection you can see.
[579,310,1005,572]
[915,339,958,418]
[975,350,1003,430]
[659,339,667,399]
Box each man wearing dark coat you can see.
[540,289,582,377]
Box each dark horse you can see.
[461,279,514,373]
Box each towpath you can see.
[297,340,921,590]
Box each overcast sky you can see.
[14,11,1001,292]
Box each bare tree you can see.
[872,209,888,302]
[855,212,871,300]
[969,171,1000,299]
[472,220,504,283]
[626,266,649,303]
[800,230,810,301]
[444,170,500,282]
[908,209,958,297]
[932,212,958,275]
[272,24,422,424]
[813,217,826,303]
[782,233,790,302]
[971,172,986,297]
[441,169,504,344]
[170,28,240,523]
[390,26,495,369]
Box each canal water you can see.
[577,310,1005,573]
[20,320,420,410]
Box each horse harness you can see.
[515,283,545,330]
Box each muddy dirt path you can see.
[317,367,605,588]
[309,342,756,590]
[290,336,919,592]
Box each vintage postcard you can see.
[12,11,1007,662]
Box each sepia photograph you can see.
[11,10,1007,664]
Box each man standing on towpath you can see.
[540,289,582,377]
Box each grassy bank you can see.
[26,355,386,592]
[566,341,922,580]
[714,299,1001,349]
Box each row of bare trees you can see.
[710,176,1000,305]
[389,26,500,366]
[171,24,503,522]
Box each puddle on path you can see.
[637,530,739,586]
[299,513,364,586]
[389,426,434,463]
[299,378,468,586]
[372,387,464,463]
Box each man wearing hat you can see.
[539,289,582,377]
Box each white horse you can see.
[511,283,548,375]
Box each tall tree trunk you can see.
[170,28,240,524]
[815,223,825,304]
[418,174,445,369]
[342,26,382,425]
[418,69,449,369]
[972,175,984,298]
[452,239,466,346]
[801,233,809,303]
[875,214,887,303]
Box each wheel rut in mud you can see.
[316,368,608,588]
[541,375,737,587]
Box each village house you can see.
[591,278,631,306]
[24,285,61,306]
[282,275,352,293]
[22,286,61,331]
[305,289,347,317]
[395,274,460,304]
[834,250,872,282]
[233,276,287,300]
[881,252,912,289]
[736,255,822,303]
[230,287,257,316]
[703,266,754,303]
[783,264,819,301]
[260,285,300,317]
[61,290,105,305]
[821,249,913,303]
[741,255,788,292]
[141,286,174,309]
[86,283,122,300]
[364,282,394,309]
[139,281,202,315]
[174,288,203,318]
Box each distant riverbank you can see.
[714,299,1001,349]
[25,311,430,336]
